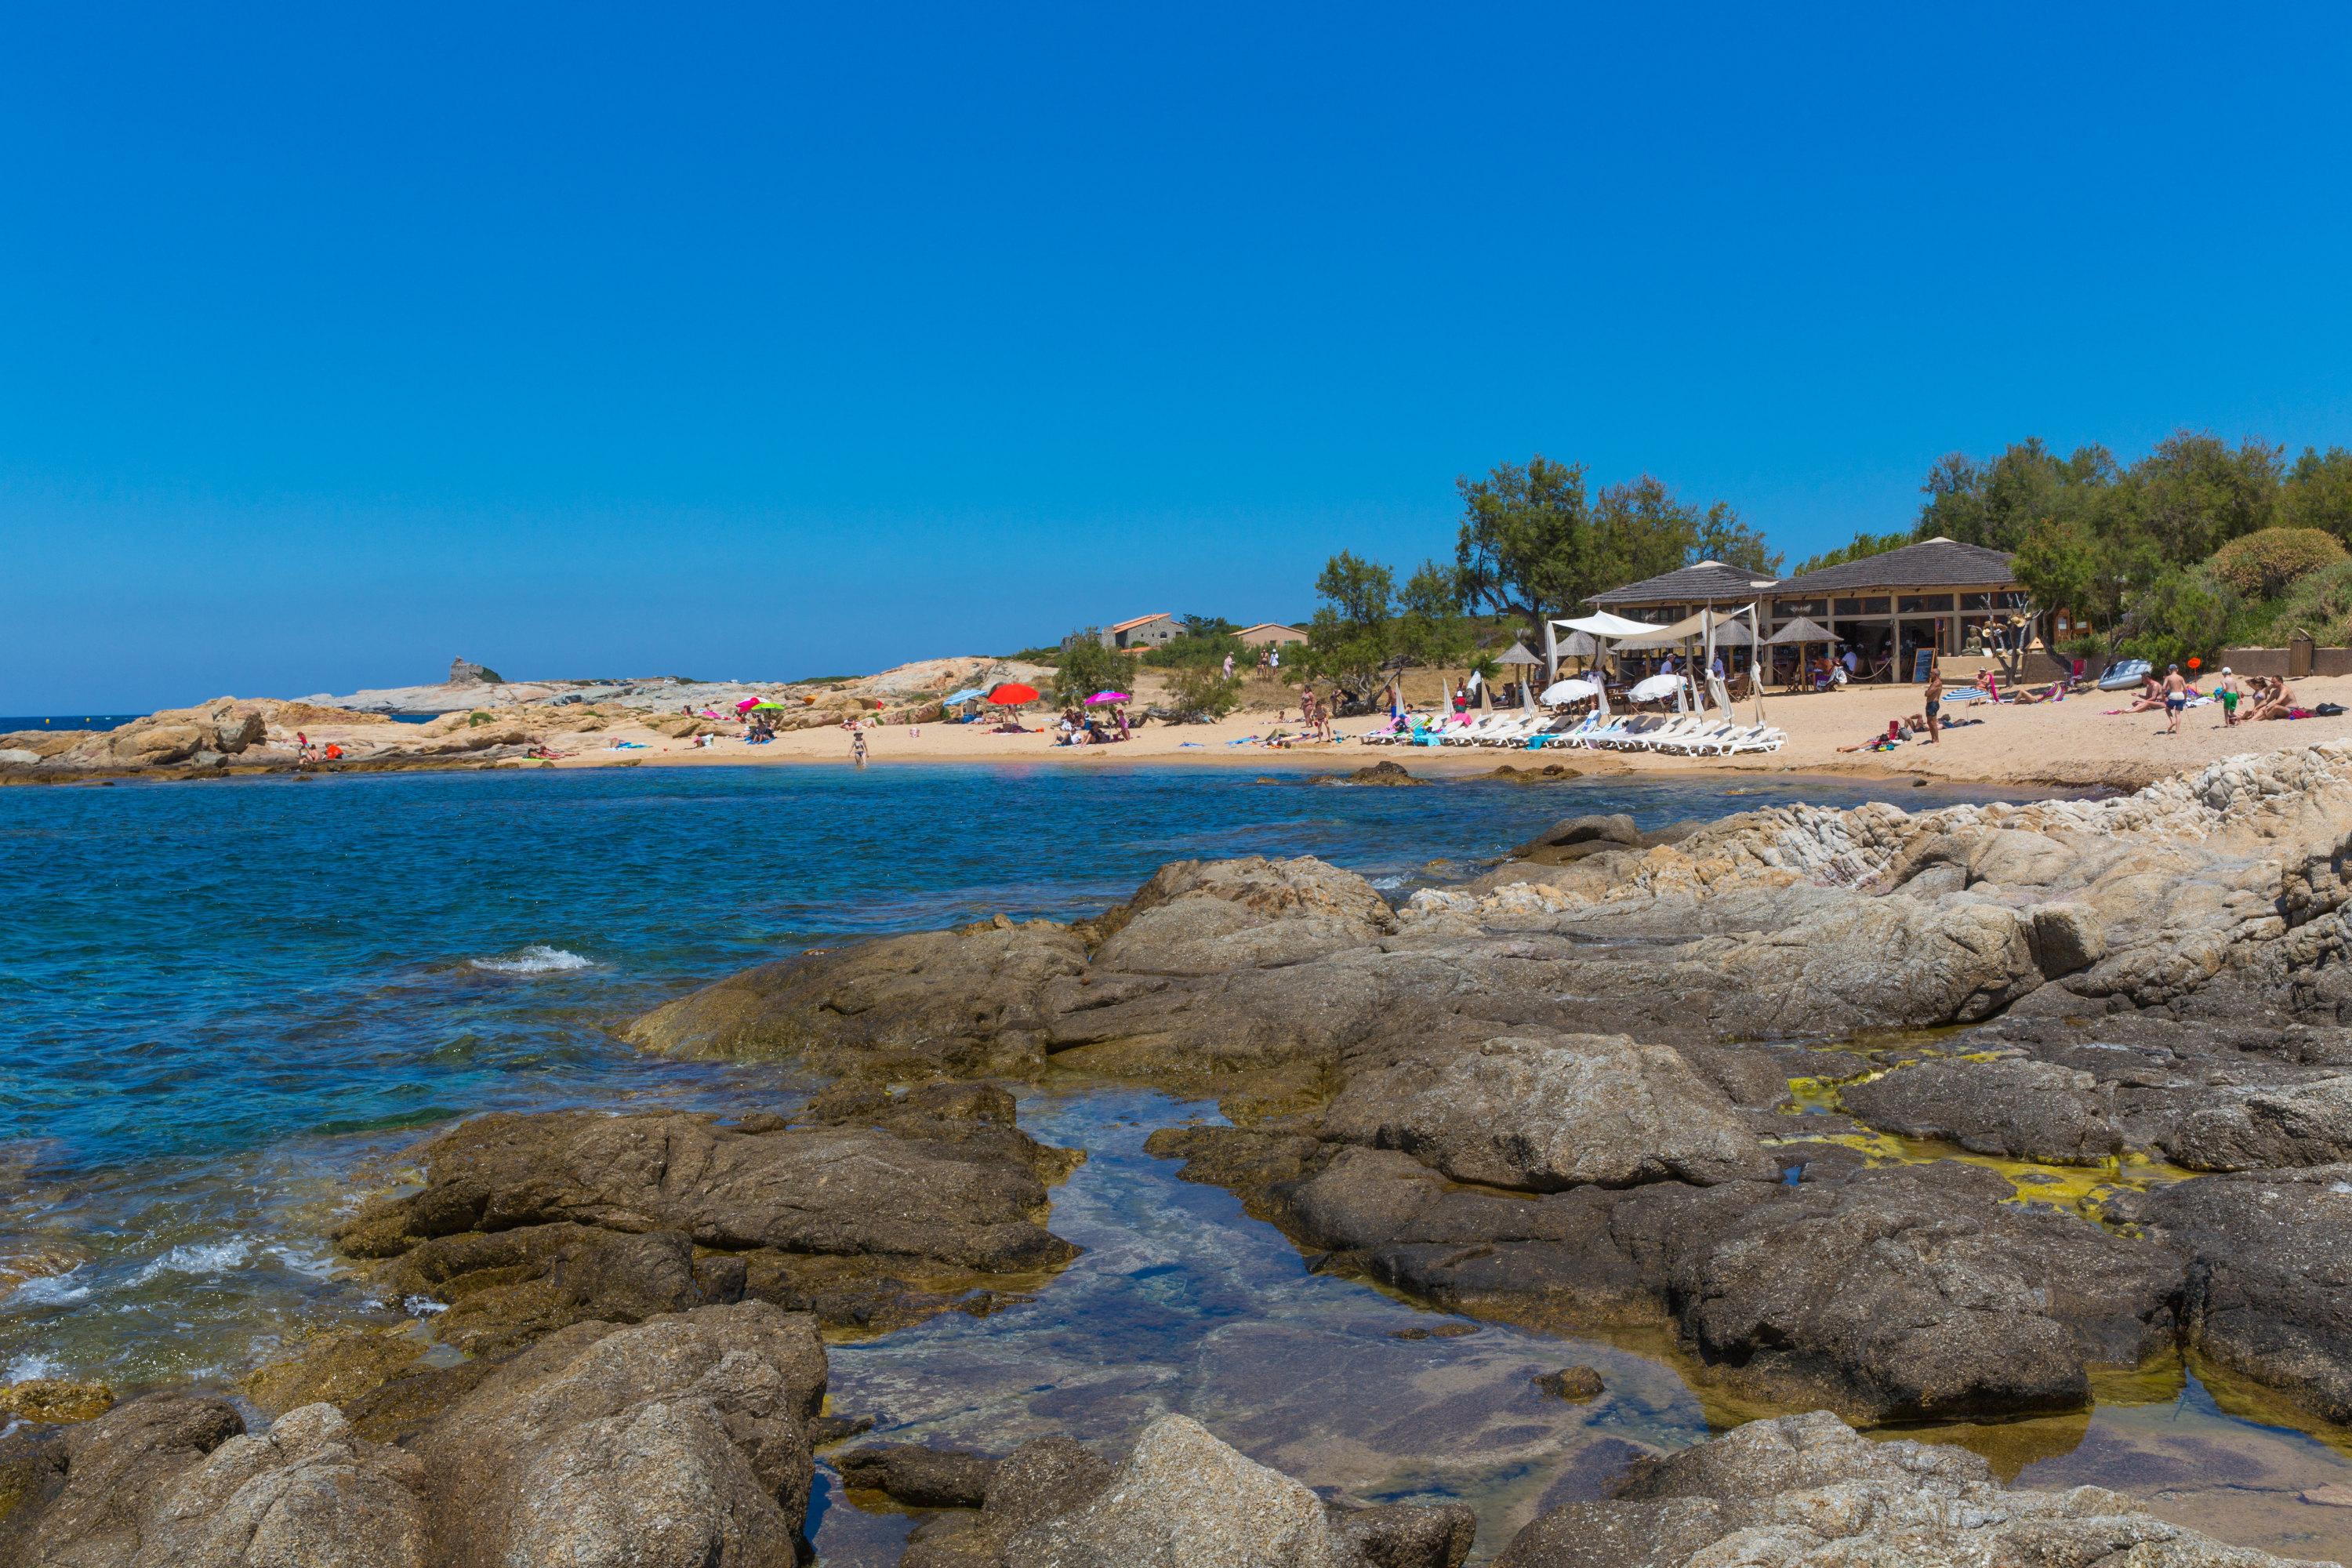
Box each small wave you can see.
[469,945,592,975]
[1369,874,1407,891]
[129,1239,252,1286]
[5,1352,60,1381]
[9,1270,92,1307]
[403,1295,448,1316]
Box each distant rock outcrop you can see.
[447,658,503,686]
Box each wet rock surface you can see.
[334,1083,1081,1338]
[2112,1166,2352,1426]
[1150,1112,2180,1422]
[1493,1409,2328,1567]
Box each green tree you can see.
[1051,631,1129,705]
[2107,430,2281,565]
[1690,501,1781,575]
[2011,518,2105,626]
[1163,665,1243,721]
[1787,529,1911,577]
[2120,567,2234,671]
[2281,447,2352,541]
[1394,560,1475,671]
[1454,456,1596,645]
[1590,476,1700,590]
[1917,439,2114,552]
[1298,551,1398,699]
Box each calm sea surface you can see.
[3,763,2347,1563]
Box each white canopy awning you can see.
[1615,612,1758,648]
[1552,611,1662,639]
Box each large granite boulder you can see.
[895,1418,1472,1568]
[122,1403,426,1568]
[2158,1076,2352,1171]
[416,1303,824,1568]
[0,1393,246,1566]
[0,1305,829,1568]
[627,920,1090,1076]
[1002,1415,1336,1568]
[1321,1031,1777,1190]
[1839,1055,2125,1164]
[1495,1410,2323,1567]
[335,1084,1080,1341]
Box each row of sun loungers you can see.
[1356,710,1784,754]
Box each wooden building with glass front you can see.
[1765,537,2028,681]
[1581,537,2030,683]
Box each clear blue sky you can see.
[5,5,2349,711]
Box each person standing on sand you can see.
[2215,667,2241,727]
[1922,666,1944,744]
[2162,664,2188,734]
[851,728,867,765]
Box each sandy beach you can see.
[456,673,2352,791]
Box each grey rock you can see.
[1497,1410,2322,1567]
[128,1403,426,1568]
[2112,1166,2352,1425]
[417,1302,826,1568]
[0,1393,243,1566]
[1840,1056,2123,1164]
[1323,1032,1777,1190]
[2159,1076,2352,1171]
[1000,1414,1335,1568]
[836,1442,997,1508]
[334,1087,1079,1338]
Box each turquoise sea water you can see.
[5,763,2349,1563]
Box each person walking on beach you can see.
[2161,664,2188,734]
[1922,666,1944,744]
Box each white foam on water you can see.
[129,1238,253,1286]
[9,1270,92,1307]
[264,1243,339,1280]
[1370,874,1407,891]
[5,1351,60,1381]
[404,1295,449,1316]
[469,945,592,975]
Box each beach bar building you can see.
[1577,539,2034,683]
[1584,560,1784,626]
[1764,538,2030,681]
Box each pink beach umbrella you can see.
[1084,691,1131,705]
[735,697,760,713]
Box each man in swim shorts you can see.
[2162,664,2188,734]
[1922,666,1943,744]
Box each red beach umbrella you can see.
[988,683,1040,706]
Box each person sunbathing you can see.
[2122,675,2169,713]
[2254,677,2302,720]
[1838,720,1907,753]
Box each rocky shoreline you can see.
[9,746,2352,1564]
